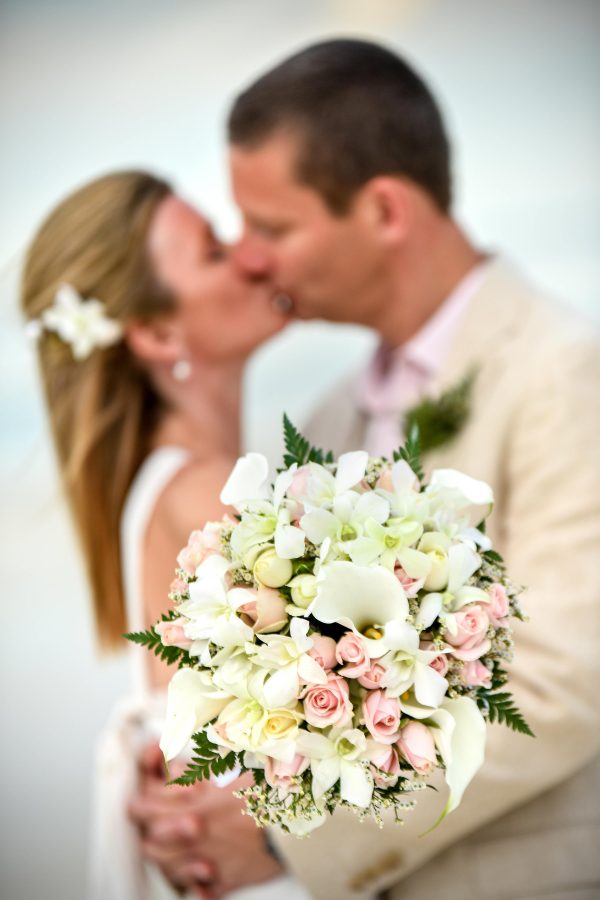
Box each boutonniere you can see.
[404,369,476,454]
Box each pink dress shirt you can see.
[356,261,490,458]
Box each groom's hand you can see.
[128,742,283,898]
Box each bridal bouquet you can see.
[128,418,531,835]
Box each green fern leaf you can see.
[478,691,534,737]
[392,423,425,483]
[124,612,190,668]
[171,730,238,786]
[282,413,331,468]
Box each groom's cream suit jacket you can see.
[272,259,600,899]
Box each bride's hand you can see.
[128,742,283,898]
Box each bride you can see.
[21,170,295,898]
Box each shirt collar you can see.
[398,258,491,378]
[356,258,492,414]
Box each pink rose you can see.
[420,641,449,677]
[335,632,370,677]
[308,634,338,671]
[376,468,395,492]
[363,690,401,744]
[369,744,401,787]
[462,659,492,688]
[287,465,310,499]
[264,754,309,795]
[238,587,287,634]
[155,617,193,650]
[394,563,425,598]
[488,583,510,627]
[302,673,352,728]
[357,660,387,690]
[444,604,491,661]
[169,576,188,596]
[397,721,437,775]
[286,465,311,521]
[176,524,222,575]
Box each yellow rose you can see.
[288,573,318,609]
[253,547,293,588]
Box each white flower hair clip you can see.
[26,283,124,360]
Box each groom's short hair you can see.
[228,39,452,214]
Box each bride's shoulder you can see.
[153,454,234,540]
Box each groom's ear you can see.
[125,315,185,366]
[359,176,411,246]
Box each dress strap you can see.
[120,446,191,695]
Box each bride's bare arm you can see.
[141,456,235,692]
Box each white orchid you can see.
[177,555,254,650]
[379,620,449,708]
[250,617,328,707]
[415,541,488,631]
[311,561,409,659]
[297,727,374,808]
[224,459,305,561]
[301,451,369,510]
[207,668,303,763]
[160,668,231,761]
[210,644,258,697]
[423,697,486,829]
[300,489,390,558]
[377,459,431,519]
[39,283,123,360]
[425,469,494,531]
[220,452,271,508]
[344,517,428,570]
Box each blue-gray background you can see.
[1,2,598,898]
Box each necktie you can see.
[358,344,431,458]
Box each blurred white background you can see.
[1,1,599,898]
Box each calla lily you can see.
[399,689,445,720]
[422,697,486,830]
[311,561,409,658]
[297,728,374,808]
[160,668,231,761]
[220,453,271,509]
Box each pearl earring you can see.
[172,359,192,382]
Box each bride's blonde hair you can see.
[21,171,174,650]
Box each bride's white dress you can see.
[89,447,310,900]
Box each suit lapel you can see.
[430,256,530,397]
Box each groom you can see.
[132,39,600,898]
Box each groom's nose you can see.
[233,236,273,280]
